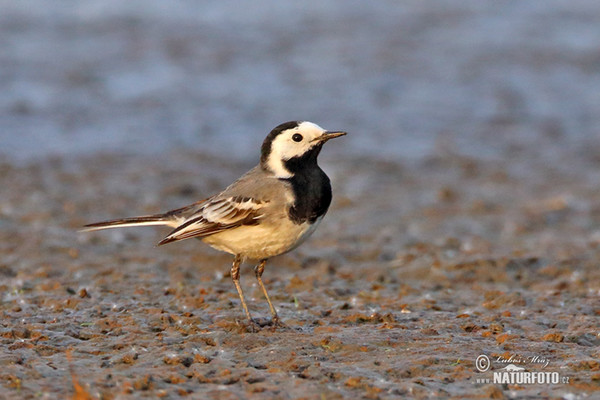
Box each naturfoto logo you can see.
[474,354,569,385]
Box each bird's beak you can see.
[313,131,347,143]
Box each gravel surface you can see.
[1,147,599,399]
[1,1,600,399]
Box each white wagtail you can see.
[83,121,346,328]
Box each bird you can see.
[82,121,346,329]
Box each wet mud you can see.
[1,148,599,399]
[2,1,600,398]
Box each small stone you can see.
[542,333,564,343]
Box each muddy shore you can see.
[1,147,599,399]
[2,1,600,398]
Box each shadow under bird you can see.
[82,121,346,329]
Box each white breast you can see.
[201,216,323,260]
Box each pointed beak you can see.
[313,130,347,143]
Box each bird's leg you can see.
[254,259,282,325]
[231,255,254,325]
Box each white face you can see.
[266,121,327,178]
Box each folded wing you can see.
[157,196,267,245]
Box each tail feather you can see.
[81,214,176,232]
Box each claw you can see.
[245,320,261,333]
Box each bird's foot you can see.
[241,319,261,333]
[242,316,287,332]
[237,315,288,332]
[269,316,287,329]
[257,315,288,331]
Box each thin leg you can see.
[254,259,281,325]
[231,255,253,323]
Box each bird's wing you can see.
[157,195,268,245]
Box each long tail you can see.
[81,213,178,232]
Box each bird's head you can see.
[260,121,346,178]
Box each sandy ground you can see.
[2,1,600,399]
[1,145,599,399]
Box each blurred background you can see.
[2,0,599,165]
[2,3,600,397]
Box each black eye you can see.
[292,133,303,142]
